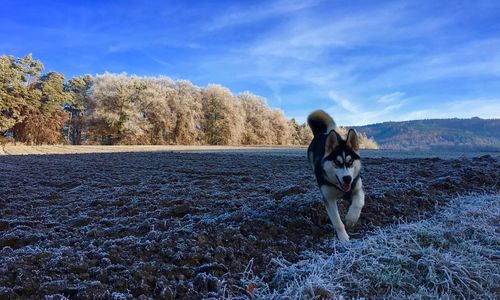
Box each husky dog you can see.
[307,110,365,241]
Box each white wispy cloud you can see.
[244,2,452,60]
[378,92,405,104]
[204,0,321,31]
[219,1,499,124]
[367,38,500,88]
[324,94,408,126]
[327,90,358,113]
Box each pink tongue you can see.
[341,183,351,192]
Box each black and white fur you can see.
[307,110,365,241]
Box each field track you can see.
[0,145,306,155]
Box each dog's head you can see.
[322,129,361,192]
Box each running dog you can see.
[307,110,365,241]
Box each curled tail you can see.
[307,110,336,136]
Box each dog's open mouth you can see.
[339,183,351,192]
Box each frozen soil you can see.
[0,151,498,299]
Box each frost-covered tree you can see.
[139,77,177,144]
[202,84,244,145]
[239,92,295,145]
[173,80,204,145]
[239,92,274,144]
[299,123,313,145]
[65,74,93,144]
[269,109,292,145]
[288,118,302,145]
[88,73,151,144]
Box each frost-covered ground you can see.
[247,194,500,299]
[0,150,498,299]
[2,144,498,159]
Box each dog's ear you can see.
[325,130,340,155]
[346,129,359,151]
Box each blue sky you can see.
[1,0,499,125]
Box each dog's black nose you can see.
[342,176,352,183]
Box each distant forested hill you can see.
[353,118,500,151]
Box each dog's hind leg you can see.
[345,180,365,228]
[324,199,349,241]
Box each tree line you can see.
[1,54,378,148]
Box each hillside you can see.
[354,117,500,151]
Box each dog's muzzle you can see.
[337,175,352,192]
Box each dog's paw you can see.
[337,230,350,241]
[345,217,358,229]
[345,212,359,228]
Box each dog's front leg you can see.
[345,179,365,228]
[324,199,349,241]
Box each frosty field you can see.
[0,149,498,299]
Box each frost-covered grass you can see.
[243,194,500,299]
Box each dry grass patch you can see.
[0,144,306,155]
